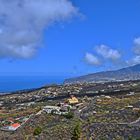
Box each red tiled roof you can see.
[11,123,20,128]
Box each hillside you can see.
[65,64,140,84]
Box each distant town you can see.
[0,80,140,139]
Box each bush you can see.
[64,112,74,119]
[33,126,42,136]
[71,122,81,140]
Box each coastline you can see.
[0,75,64,95]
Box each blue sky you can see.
[0,0,140,78]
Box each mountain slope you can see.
[65,64,140,84]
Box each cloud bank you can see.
[85,37,140,69]
[95,45,121,61]
[85,45,121,66]
[0,0,78,59]
[127,37,140,65]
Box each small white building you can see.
[43,106,68,115]
[43,106,61,114]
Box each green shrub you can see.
[33,126,42,136]
[71,122,81,140]
[128,136,135,140]
[64,112,74,119]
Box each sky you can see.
[0,0,140,78]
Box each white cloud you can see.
[126,55,140,66]
[84,37,140,68]
[85,52,101,66]
[133,37,140,55]
[0,0,78,59]
[95,45,121,61]
[132,55,140,64]
[126,37,140,66]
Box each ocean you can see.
[0,76,64,93]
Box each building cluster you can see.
[43,95,79,115]
[0,115,32,131]
[1,80,140,133]
[0,94,80,132]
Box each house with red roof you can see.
[1,123,21,131]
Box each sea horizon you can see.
[0,75,65,93]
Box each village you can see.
[0,80,140,139]
[0,94,80,131]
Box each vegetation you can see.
[64,111,74,119]
[33,126,42,136]
[71,122,81,140]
